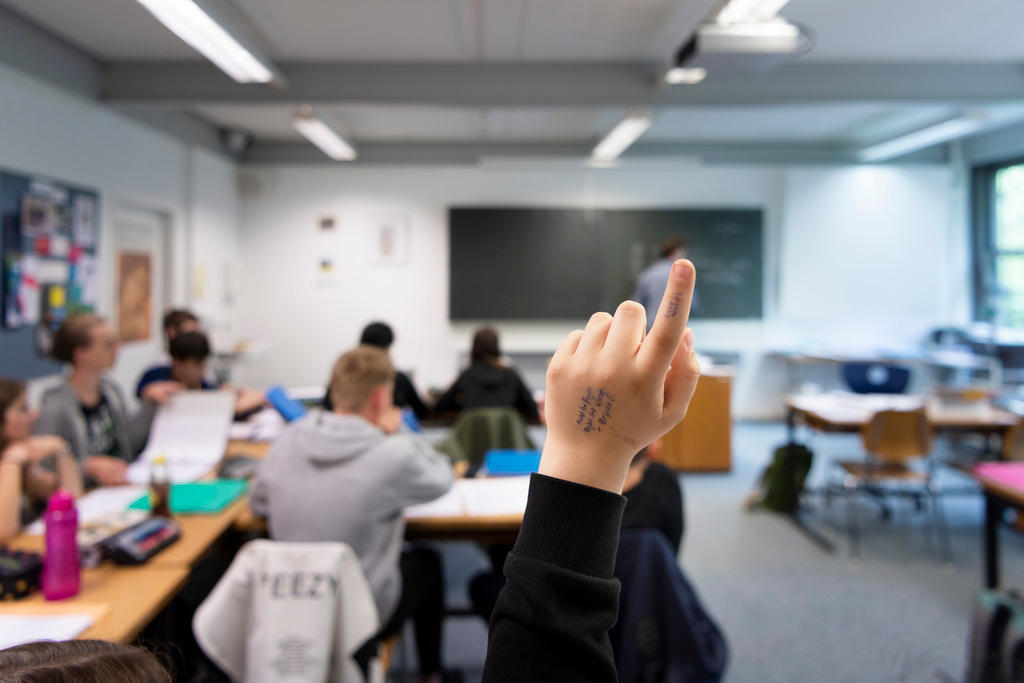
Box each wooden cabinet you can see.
[658,371,732,472]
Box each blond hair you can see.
[328,346,395,412]
[51,314,105,363]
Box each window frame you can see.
[972,156,1024,324]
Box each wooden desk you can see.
[972,463,1024,588]
[405,514,521,543]
[786,393,1019,447]
[659,370,732,472]
[3,438,272,642]
[0,565,189,643]
[234,445,523,543]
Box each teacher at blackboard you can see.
[632,237,700,331]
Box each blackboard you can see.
[450,207,762,321]
[0,170,100,380]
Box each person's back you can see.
[252,408,451,615]
[250,346,455,682]
[456,363,532,411]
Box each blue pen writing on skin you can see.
[576,386,615,434]
[665,291,683,318]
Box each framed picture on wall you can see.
[371,214,410,267]
[117,251,152,342]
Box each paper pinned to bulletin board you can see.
[0,171,100,379]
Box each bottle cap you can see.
[154,455,168,465]
[46,489,74,512]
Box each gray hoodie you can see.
[250,409,454,621]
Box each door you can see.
[111,206,170,404]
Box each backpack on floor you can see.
[759,443,814,514]
[966,589,1024,683]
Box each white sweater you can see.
[193,540,382,683]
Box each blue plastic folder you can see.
[128,480,248,515]
[483,450,542,476]
[266,385,307,422]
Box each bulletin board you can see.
[0,170,100,380]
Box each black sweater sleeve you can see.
[483,473,626,682]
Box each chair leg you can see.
[927,484,953,566]
[845,477,861,559]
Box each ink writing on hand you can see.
[665,291,683,319]
[575,386,615,434]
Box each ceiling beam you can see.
[240,140,947,166]
[0,5,232,158]
[103,60,1024,109]
[0,4,103,99]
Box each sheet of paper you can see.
[24,486,147,535]
[404,487,465,519]
[127,391,236,484]
[0,614,95,649]
[457,477,531,517]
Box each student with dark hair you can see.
[253,346,455,683]
[136,331,217,397]
[162,309,199,342]
[0,378,83,542]
[323,321,431,419]
[622,440,685,554]
[481,260,700,682]
[136,331,265,418]
[0,639,171,682]
[35,314,179,487]
[434,327,539,420]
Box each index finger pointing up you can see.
[639,259,695,371]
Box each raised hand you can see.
[539,259,701,493]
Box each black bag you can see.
[966,590,1024,683]
[759,442,814,514]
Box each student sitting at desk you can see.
[163,308,200,342]
[622,439,684,554]
[434,327,539,420]
[251,346,455,683]
[34,314,179,487]
[322,321,431,420]
[0,378,83,542]
[136,331,265,418]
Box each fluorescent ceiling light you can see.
[716,0,791,25]
[293,112,357,161]
[592,112,652,163]
[665,67,708,85]
[134,0,274,83]
[858,115,988,162]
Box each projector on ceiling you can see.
[675,20,810,72]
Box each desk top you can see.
[2,438,269,642]
[974,462,1024,507]
[786,393,1020,431]
[0,565,189,643]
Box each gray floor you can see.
[395,422,1024,682]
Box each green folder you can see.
[129,480,248,515]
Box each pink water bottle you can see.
[42,489,80,600]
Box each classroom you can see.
[0,0,1023,681]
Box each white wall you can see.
[0,64,242,404]
[236,161,965,418]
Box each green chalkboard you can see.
[449,207,762,320]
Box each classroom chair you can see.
[193,540,386,682]
[1004,421,1024,461]
[435,407,535,474]
[841,362,911,394]
[829,408,952,563]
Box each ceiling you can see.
[3,0,1024,163]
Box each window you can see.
[974,160,1024,327]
